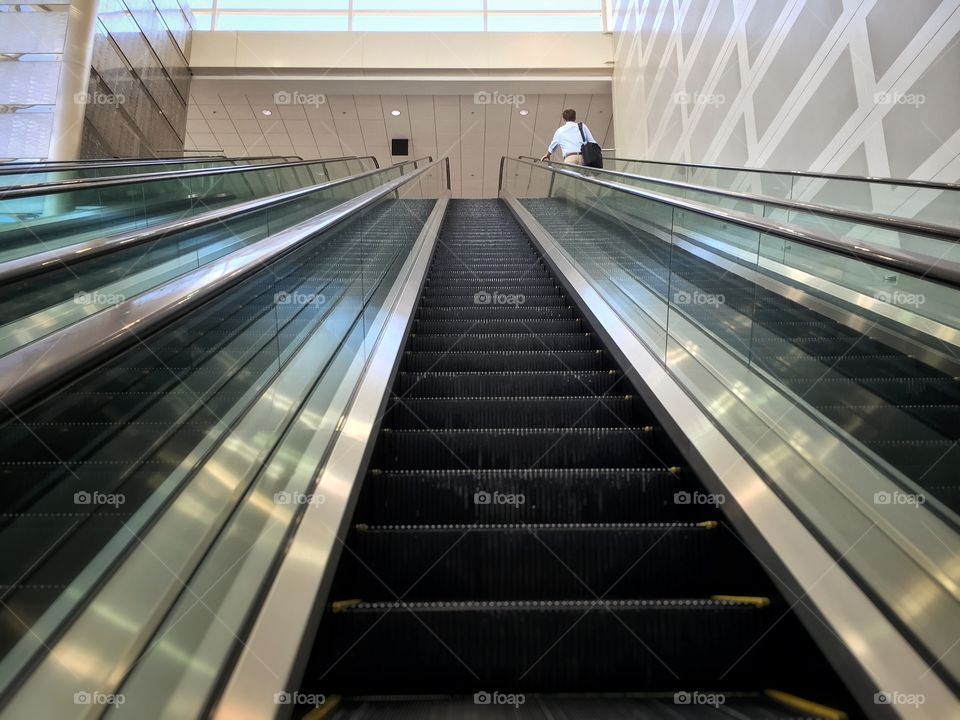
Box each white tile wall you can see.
[610,0,960,183]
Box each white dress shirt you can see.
[548,121,596,156]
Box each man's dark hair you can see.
[562,108,577,122]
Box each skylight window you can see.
[190,1,606,32]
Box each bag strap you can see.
[578,122,587,142]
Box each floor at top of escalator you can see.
[307,692,845,719]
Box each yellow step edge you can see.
[331,599,363,613]
[711,595,770,608]
[765,689,847,720]
[669,466,682,474]
[303,695,342,720]
[697,521,718,529]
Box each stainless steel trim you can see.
[0,161,419,284]
[605,156,960,192]
[520,156,960,240]
[509,158,960,287]
[501,190,959,718]
[0,156,385,199]
[0,159,446,412]
[213,191,449,720]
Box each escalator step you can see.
[427,278,557,288]
[816,403,959,442]
[416,306,575,320]
[785,376,960,406]
[377,427,678,469]
[318,600,782,694]
[340,523,746,601]
[413,319,582,334]
[401,351,604,373]
[752,352,945,380]
[407,333,593,352]
[395,371,619,397]
[385,396,644,429]
[419,295,567,307]
[358,468,701,524]
[326,695,821,719]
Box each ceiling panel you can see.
[187,83,612,197]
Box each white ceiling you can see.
[186,83,613,198]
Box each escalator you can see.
[522,198,960,516]
[0,158,449,718]
[296,200,857,718]
[0,157,952,718]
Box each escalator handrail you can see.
[0,158,429,284]
[509,157,960,288]
[0,155,295,176]
[0,157,449,412]
[0,156,381,199]
[604,155,960,191]
[519,156,960,241]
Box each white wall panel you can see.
[610,0,960,183]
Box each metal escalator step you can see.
[419,295,567,307]
[815,403,960,442]
[413,319,582,334]
[395,371,619,396]
[385,397,643,429]
[377,427,678,469]
[340,523,730,600]
[416,306,575,321]
[429,270,547,279]
[750,352,939,380]
[325,695,822,719]
[401,351,605,373]
[317,600,781,694]
[430,261,540,270]
[427,277,557,288]
[358,468,701,524]
[784,376,960,406]
[860,438,960,480]
[407,333,592,352]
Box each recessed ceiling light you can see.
[390,109,401,116]
[261,109,272,116]
[519,109,529,116]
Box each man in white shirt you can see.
[540,108,596,165]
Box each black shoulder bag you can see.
[578,123,603,168]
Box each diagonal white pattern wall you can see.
[610,0,960,183]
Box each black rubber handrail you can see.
[0,156,380,199]
[518,156,960,241]
[506,157,960,288]
[606,155,960,192]
[0,155,292,176]
[0,158,432,284]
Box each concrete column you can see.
[48,0,100,161]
